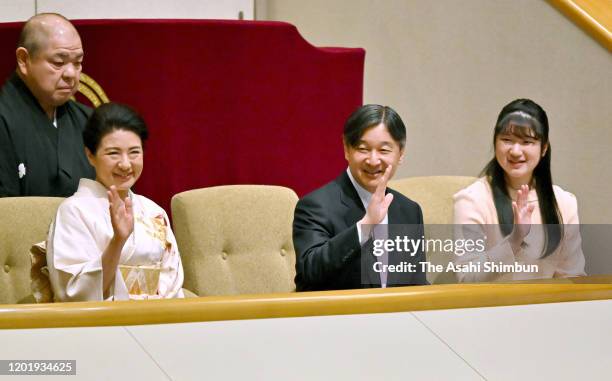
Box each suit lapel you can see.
[387,193,407,283]
[337,171,383,286]
[337,171,366,228]
[387,190,400,225]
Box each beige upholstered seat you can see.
[388,176,477,225]
[171,185,298,296]
[0,197,63,304]
[388,176,477,284]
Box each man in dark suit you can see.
[293,104,427,291]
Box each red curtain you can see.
[0,19,364,212]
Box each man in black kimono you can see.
[0,13,94,197]
[293,104,428,291]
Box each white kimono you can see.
[47,179,184,301]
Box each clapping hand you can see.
[510,184,535,250]
[361,165,394,226]
[102,185,133,297]
[108,185,134,242]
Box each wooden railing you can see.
[1,279,612,329]
[547,0,612,52]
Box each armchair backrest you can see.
[0,197,63,304]
[388,176,477,283]
[389,176,477,225]
[171,185,297,296]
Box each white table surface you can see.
[1,299,610,381]
[0,326,168,380]
[413,299,612,381]
[127,311,481,381]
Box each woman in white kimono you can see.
[47,103,184,301]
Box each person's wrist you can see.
[110,233,129,246]
[360,216,374,226]
[358,217,375,239]
[509,230,523,254]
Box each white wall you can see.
[0,0,34,22]
[260,0,612,223]
[2,0,609,222]
[0,0,253,21]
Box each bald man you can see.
[0,13,94,197]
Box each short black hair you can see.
[343,104,406,149]
[83,102,149,154]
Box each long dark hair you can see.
[481,99,562,257]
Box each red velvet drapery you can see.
[0,19,364,212]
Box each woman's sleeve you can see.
[453,186,518,282]
[47,202,108,301]
[158,210,185,298]
[554,192,586,278]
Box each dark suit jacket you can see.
[293,171,427,291]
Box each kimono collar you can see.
[10,72,67,120]
[75,178,135,200]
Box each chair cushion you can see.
[388,176,477,284]
[172,185,298,296]
[0,197,63,304]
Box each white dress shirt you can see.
[346,168,389,287]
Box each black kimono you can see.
[0,73,95,197]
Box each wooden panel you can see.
[548,0,612,51]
